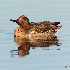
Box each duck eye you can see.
[23,17,29,23]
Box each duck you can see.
[10,15,62,41]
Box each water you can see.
[0,0,70,70]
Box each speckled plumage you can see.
[11,15,62,41]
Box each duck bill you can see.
[10,19,20,25]
[10,19,18,22]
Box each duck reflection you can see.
[18,43,30,56]
[11,38,30,57]
[11,32,61,57]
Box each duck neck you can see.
[25,24,30,30]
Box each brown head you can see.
[10,15,30,30]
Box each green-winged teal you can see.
[10,15,62,40]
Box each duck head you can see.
[10,15,30,30]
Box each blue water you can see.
[0,0,70,70]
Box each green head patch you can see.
[23,17,29,23]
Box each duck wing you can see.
[30,21,62,33]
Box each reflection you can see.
[11,39,30,57]
[11,32,61,57]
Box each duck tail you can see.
[54,22,60,26]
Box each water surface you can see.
[0,0,70,70]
